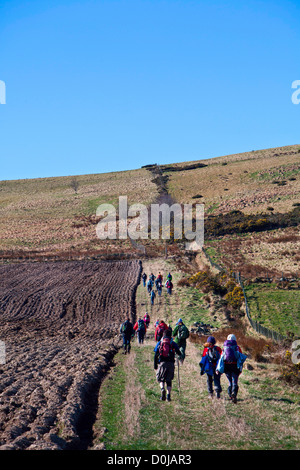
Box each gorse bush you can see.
[186,270,245,311]
[224,285,244,309]
[203,206,300,238]
[278,350,300,386]
[188,271,226,296]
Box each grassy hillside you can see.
[0,168,158,258]
[1,143,299,260]
[165,144,300,216]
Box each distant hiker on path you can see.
[134,318,146,344]
[144,312,150,329]
[154,329,182,402]
[200,336,222,399]
[147,279,153,294]
[166,280,173,295]
[157,282,162,297]
[155,320,169,342]
[142,272,147,287]
[120,318,134,354]
[172,318,189,363]
[150,289,156,305]
[216,334,246,403]
[155,277,160,290]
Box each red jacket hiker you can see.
[134,318,147,332]
[202,344,223,362]
[155,321,169,342]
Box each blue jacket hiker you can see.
[216,334,247,403]
[199,336,222,399]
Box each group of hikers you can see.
[120,316,190,402]
[142,271,174,304]
[120,315,247,403]
[199,334,247,403]
[119,267,247,403]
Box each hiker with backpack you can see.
[134,317,147,344]
[119,318,134,354]
[154,329,182,402]
[200,336,222,399]
[216,334,247,403]
[157,282,162,297]
[166,280,173,295]
[143,312,150,329]
[150,289,156,305]
[147,279,153,294]
[172,318,189,363]
[155,320,169,342]
[142,272,147,287]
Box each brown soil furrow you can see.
[0,259,142,449]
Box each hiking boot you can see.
[160,390,166,401]
[216,392,221,399]
[167,394,171,402]
[231,396,237,404]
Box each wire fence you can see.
[202,248,287,343]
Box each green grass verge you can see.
[244,282,300,337]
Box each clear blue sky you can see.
[0,0,299,180]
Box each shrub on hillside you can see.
[278,350,300,386]
[224,285,244,310]
[177,277,190,287]
[204,206,300,238]
[188,271,226,296]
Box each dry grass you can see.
[205,225,300,278]
[0,168,159,257]
[167,144,300,215]
[190,326,274,362]
[123,351,145,440]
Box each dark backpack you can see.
[159,337,174,361]
[138,319,145,332]
[178,325,189,341]
[121,322,128,334]
[207,346,220,364]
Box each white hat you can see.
[227,334,236,341]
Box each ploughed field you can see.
[0,260,141,449]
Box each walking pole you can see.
[176,356,181,394]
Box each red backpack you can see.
[156,324,166,341]
[159,337,174,360]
